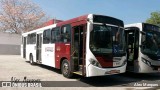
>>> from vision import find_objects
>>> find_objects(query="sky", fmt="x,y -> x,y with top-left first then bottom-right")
33,0 -> 160,24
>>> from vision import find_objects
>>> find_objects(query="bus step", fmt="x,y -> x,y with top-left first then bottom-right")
73,65 -> 85,75
79,65 -> 86,70
73,71 -> 82,75
72,57 -> 78,59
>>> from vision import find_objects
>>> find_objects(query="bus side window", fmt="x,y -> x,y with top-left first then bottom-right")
51,27 -> 60,43
43,29 -> 51,44
31,33 -> 36,44
27,33 -> 36,44
27,34 -> 30,44
61,25 -> 71,43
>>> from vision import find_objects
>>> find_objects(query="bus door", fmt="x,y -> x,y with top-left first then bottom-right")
71,25 -> 86,75
23,37 -> 26,58
36,34 -> 42,63
125,27 -> 139,71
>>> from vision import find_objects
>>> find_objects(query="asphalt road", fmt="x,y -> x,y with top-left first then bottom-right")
0,55 -> 160,90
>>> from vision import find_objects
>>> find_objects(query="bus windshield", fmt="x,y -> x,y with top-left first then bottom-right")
90,24 -> 125,57
141,30 -> 160,55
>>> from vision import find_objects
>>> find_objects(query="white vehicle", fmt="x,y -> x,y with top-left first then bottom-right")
125,23 -> 160,73
21,14 -> 127,78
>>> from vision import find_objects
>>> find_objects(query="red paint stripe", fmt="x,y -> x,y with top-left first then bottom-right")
96,56 -> 113,67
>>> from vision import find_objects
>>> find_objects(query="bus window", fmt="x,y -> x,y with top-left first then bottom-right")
27,34 -> 30,44
43,29 -> 51,44
27,33 -> 36,44
31,33 -> 36,44
51,27 -> 60,43
61,25 -> 71,43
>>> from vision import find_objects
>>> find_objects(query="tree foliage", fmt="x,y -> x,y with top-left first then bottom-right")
0,0 -> 47,34
146,11 -> 160,27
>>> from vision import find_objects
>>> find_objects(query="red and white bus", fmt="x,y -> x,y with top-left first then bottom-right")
21,14 -> 127,78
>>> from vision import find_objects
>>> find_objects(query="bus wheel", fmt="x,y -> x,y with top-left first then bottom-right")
61,59 -> 73,78
30,54 -> 35,65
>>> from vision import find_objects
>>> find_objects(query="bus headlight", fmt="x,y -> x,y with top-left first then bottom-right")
89,59 -> 102,68
141,57 -> 151,66
122,60 -> 127,66
121,56 -> 127,66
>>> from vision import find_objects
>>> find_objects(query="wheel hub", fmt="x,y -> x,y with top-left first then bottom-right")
63,63 -> 69,75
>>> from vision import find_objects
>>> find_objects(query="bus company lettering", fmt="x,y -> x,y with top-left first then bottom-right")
11,77 -> 42,87
11,76 -> 41,83
45,47 -> 53,52
134,82 -> 158,87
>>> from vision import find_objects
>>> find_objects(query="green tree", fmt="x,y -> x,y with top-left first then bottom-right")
146,11 -> 160,27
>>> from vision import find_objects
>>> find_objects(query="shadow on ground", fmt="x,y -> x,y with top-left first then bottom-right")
79,72 -> 160,87
25,61 -> 160,87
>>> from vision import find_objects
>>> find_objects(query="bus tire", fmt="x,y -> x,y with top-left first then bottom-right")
61,59 -> 73,78
30,54 -> 35,65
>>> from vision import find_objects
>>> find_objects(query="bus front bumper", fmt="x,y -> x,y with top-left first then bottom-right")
138,59 -> 160,73
86,63 -> 127,77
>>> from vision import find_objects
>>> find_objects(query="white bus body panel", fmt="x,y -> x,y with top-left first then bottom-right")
41,44 -> 55,67
26,44 -> 36,62
138,52 -> 160,73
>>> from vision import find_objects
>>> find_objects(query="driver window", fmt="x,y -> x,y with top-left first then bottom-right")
61,25 -> 71,43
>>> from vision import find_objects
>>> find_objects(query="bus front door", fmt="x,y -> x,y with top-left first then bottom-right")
125,27 -> 139,72
36,34 -> 42,63
71,25 -> 86,76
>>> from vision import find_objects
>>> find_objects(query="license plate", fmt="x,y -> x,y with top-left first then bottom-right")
113,62 -> 120,66
105,70 -> 120,74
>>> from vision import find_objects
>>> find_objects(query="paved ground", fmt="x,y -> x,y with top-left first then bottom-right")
0,55 -> 160,90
